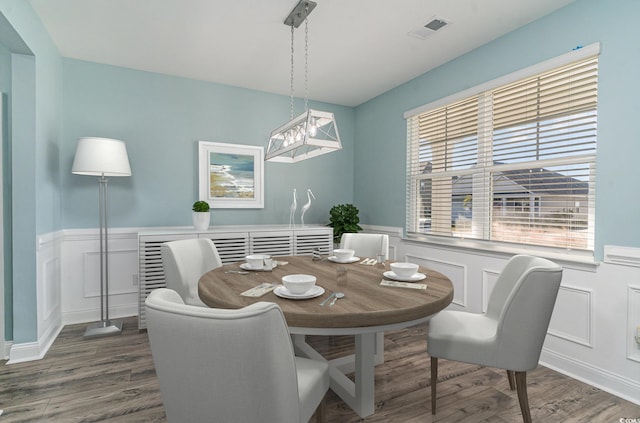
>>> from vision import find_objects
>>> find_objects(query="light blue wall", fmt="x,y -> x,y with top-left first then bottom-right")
0,0 -> 62,342
3,0 -> 638,344
61,59 -> 355,229
353,0 -> 640,260
0,41 -> 12,341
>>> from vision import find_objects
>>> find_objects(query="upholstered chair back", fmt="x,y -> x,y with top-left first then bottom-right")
339,233 -> 389,260
161,238 -> 222,307
146,288 -> 328,423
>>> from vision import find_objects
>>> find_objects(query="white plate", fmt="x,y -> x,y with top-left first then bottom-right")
383,271 -> 427,282
327,256 -> 360,264
274,285 -> 325,300
239,262 -> 278,271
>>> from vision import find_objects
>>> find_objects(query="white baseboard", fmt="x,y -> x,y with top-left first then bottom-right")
7,324 -> 63,364
540,348 -> 640,406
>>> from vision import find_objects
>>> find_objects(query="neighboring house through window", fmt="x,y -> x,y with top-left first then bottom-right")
405,44 -> 599,251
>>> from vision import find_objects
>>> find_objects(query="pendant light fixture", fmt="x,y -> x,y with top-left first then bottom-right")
266,0 -> 341,163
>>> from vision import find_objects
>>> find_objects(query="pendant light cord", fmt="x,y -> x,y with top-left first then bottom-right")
289,24 -> 295,121
304,9 -> 309,112
288,3 -> 310,120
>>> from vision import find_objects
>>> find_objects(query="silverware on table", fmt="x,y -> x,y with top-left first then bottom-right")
225,270 -> 250,275
319,292 -> 336,306
329,292 -> 344,307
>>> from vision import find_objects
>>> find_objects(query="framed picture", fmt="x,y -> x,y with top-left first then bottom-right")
198,141 -> 264,208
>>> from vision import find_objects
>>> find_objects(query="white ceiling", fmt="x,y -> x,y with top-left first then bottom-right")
28,0 -> 573,107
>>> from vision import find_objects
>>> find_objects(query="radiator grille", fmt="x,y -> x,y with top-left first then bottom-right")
250,232 -> 294,256
294,231 -> 333,255
137,227 -> 332,329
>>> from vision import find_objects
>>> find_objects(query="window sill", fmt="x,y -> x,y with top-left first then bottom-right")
403,233 -> 599,270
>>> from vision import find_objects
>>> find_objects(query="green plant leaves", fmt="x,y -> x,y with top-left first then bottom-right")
327,203 -> 363,243
192,201 -> 210,212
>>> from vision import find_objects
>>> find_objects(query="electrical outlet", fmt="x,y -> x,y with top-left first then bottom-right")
132,274 -> 138,286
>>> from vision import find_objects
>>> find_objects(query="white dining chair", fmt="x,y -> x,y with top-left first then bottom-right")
146,288 -> 330,423
339,232 -> 390,363
339,233 -> 389,260
160,238 -> 222,307
427,255 -> 563,423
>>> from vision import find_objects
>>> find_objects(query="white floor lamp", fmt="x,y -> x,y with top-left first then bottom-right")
72,137 -> 132,338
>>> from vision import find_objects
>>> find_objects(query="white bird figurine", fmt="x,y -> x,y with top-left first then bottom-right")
289,188 -> 297,228
300,189 -> 315,227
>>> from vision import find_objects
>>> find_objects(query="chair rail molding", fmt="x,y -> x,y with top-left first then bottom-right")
604,245 -> 640,268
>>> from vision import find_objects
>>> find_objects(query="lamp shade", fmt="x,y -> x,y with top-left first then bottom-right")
72,137 -> 132,177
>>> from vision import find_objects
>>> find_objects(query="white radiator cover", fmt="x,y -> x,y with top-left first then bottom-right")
137,226 -> 333,329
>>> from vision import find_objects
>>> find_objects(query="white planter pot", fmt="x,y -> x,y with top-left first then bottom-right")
192,211 -> 210,231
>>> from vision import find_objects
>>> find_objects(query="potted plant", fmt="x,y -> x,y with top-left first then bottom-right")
328,203 -> 363,244
192,201 -> 211,231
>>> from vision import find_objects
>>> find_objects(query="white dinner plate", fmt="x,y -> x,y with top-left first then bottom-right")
383,271 -> 427,282
327,256 -> 360,264
239,262 -> 278,271
274,285 -> 325,300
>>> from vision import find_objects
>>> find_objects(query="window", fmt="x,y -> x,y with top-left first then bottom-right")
406,47 -> 598,251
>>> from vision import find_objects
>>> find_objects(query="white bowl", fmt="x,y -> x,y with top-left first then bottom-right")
390,262 -> 419,278
333,249 -> 355,261
245,254 -> 270,269
282,274 -> 317,295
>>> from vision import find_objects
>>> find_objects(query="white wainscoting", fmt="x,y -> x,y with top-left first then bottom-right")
548,285 -> 593,348
481,268 -> 500,313
406,253 -> 468,308
9,228 -> 140,363
8,231 -> 64,363
366,225 -> 640,406
12,226 -> 640,405
627,286 -> 640,363
61,228 -> 140,325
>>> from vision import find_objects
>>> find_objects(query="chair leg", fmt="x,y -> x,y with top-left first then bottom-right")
430,356 -> 438,415
515,371 -> 532,423
507,369 -> 516,390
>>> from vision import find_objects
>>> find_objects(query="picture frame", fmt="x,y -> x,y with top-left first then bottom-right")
198,141 -> 264,208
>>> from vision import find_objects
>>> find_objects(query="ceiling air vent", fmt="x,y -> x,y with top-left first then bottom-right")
408,17 -> 450,40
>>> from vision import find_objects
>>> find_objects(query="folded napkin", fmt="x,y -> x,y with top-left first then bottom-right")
241,283 -> 276,297
380,280 -> 427,290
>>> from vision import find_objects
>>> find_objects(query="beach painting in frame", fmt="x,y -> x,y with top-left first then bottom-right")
198,141 -> 264,208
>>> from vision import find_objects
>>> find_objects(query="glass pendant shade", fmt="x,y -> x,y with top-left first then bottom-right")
266,109 -> 341,163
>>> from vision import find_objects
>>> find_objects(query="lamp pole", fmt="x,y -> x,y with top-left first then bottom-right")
84,174 -> 123,337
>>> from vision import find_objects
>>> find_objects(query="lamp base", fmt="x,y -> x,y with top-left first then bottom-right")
83,319 -> 123,338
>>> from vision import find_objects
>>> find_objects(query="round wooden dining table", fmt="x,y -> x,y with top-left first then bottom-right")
199,255 -> 454,418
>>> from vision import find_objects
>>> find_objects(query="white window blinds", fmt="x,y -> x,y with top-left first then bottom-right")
407,52 -> 598,251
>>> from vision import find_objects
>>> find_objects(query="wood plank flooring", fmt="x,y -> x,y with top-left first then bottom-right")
1,317 -> 638,422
